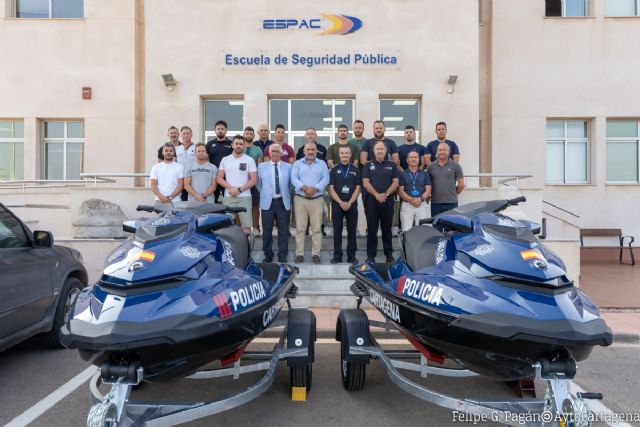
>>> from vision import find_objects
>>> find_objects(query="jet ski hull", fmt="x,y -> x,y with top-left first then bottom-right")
351,263 -> 612,380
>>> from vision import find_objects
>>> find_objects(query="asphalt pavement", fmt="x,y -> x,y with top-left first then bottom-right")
1,336 -> 638,427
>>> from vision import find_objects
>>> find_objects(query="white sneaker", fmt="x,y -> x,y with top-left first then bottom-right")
252,228 -> 261,237
392,226 -> 400,236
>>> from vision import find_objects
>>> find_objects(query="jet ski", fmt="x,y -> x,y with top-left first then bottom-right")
349,196 -> 612,380
61,203 -> 299,383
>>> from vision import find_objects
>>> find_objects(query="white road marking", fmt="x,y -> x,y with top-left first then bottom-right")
5,365 -> 97,427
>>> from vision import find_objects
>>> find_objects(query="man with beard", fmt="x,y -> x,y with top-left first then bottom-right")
425,121 -> 460,167
427,142 -> 465,218
157,125 -> 180,161
150,143 -> 185,205
206,120 -> 232,202
176,126 -> 196,201
264,123 -> 295,164
295,127 -> 327,163
291,142 -> 329,264
244,126 -> 263,236
349,119 -> 366,151
326,124 -> 358,169
362,140 -> 399,263
359,120 -> 400,166
397,125 -> 426,172
184,143 -> 217,203
216,135 -> 258,234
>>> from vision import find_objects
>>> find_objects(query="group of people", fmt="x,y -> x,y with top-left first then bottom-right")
150,119 -> 465,265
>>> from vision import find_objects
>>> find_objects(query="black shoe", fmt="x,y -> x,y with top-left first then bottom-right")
365,257 -> 376,263
322,225 -> 327,237
295,255 -> 304,263
347,256 -> 357,265
330,256 -> 341,264
385,255 -> 394,263
312,255 -> 321,264
263,255 -> 273,263
278,255 -> 287,263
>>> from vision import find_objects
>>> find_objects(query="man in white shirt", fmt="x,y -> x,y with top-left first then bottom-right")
184,143 -> 217,202
176,126 -> 196,201
216,135 -> 258,233
150,143 -> 184,205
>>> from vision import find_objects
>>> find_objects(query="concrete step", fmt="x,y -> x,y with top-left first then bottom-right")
251,234 -> 403,251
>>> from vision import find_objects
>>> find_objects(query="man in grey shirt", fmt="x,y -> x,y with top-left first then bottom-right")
184,143 -> 218,202
427,142 -> 465,217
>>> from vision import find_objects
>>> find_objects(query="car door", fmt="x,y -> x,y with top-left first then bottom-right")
0,206 -> 54,338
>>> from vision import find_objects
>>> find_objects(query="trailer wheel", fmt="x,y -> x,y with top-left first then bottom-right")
290,364 -> 312,391
340,329 -> 366,391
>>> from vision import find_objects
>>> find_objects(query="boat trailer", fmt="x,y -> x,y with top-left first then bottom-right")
337,308 -> 603,427
85,307 -> 316,427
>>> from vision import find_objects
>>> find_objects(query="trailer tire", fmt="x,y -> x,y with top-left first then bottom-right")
290,364 -> 312,391
340,329 -> 366,391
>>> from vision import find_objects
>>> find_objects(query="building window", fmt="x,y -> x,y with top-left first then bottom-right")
15,0 -> 84,18
606,120 -> 639,183
268,99 -> 354,150
546,120 -> 589,184
545,0 -> 587,17
605,0 -> 639,16
43,120 -> 84,180
379,99 -> 421,146
204,100 -> 244,143
0,120 -> 24,181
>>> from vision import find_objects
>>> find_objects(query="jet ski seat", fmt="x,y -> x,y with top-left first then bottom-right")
215,225 -> 250,269
401,225 -> 445,272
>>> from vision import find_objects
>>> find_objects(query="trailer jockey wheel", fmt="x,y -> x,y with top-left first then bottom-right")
87,402 -> 117,427
562,397 -> 591,427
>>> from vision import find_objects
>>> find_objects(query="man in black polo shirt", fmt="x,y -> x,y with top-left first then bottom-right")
257,123 -> 273,152
362,141 -> 399,263
205,120 -> 232,203
425,121 -> 460,167
328,146 -> 361,264
359,120 -> 400,166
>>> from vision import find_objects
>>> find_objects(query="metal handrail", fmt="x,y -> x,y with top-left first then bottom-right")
542,200 -> 580,218
463,173 -> 533,186
80,173 -> 149,188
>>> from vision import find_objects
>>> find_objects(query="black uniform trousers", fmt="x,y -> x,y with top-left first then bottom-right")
261,198 -> 290,258
331,200 -> 358,259
365,196 -> 394,258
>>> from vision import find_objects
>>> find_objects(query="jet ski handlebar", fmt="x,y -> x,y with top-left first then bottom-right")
135,204 -> 246,214
505,196 -> 526,206
137,205 -> 165,213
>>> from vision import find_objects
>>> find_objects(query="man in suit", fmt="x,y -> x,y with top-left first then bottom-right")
257,144 -> 292,263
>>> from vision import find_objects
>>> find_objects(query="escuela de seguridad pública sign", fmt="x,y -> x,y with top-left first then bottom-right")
222,52 -> 399,70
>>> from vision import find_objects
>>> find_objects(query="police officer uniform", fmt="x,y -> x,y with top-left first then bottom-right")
329,162 -> 361,263
362,159 -> 399,262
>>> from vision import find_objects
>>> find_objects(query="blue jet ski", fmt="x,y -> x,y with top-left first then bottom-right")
61,203 -> 299,383
349,196 -> 612,380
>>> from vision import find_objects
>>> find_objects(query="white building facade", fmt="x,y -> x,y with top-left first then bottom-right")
1,0 -> 639,241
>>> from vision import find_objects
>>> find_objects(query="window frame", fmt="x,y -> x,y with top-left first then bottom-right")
268,99 -> 355,151
378,98 -> 421,145
545,119 -> 590,184
13,0 -> 84,18
606,119 -> 640,184
545,0 -> 589,17
0,120 -> 24,181
605,0 -> 640,16
42,120 -> 85,180
203,99 -> 245,144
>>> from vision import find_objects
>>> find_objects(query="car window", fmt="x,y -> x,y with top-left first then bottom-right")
0,209 -> 30,248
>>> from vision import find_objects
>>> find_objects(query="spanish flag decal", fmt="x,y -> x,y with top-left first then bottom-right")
139,250 -> 156,262
520,249 -> 544,262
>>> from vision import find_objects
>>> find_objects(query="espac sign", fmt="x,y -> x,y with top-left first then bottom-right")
262,14 -> 362,35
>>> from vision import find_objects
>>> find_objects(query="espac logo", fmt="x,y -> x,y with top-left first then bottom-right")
262,14 -> 362,35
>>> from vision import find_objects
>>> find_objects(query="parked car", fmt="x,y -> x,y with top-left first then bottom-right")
0,203 -> 87,351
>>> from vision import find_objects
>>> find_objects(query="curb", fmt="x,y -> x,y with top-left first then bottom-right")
613,332 -> 640,344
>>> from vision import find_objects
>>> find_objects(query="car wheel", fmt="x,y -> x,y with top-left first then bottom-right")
39,277 -> 84,348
